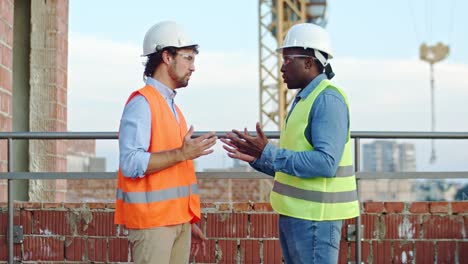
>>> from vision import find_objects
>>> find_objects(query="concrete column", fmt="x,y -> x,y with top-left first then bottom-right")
11,0 -> 31,201
29,0 -> 69,202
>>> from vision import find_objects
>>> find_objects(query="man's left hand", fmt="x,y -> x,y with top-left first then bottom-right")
223,122 -> 268,159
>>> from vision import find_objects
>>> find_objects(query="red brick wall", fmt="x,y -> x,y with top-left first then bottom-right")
0,0 -> 13,201
0,201 -> 467,263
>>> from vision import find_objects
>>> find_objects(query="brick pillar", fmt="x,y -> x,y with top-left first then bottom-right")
0,0 -> 14,201
28,0 -> 69,202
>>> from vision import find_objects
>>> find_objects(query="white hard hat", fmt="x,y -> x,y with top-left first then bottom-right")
277,23 -> 333,66
142,21 -> 197,56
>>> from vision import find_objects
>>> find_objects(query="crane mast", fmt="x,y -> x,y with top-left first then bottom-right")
258,0 -> 328,130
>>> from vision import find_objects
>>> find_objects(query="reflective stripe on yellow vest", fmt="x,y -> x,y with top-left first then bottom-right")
270,79 -> 360,221
114,85 -> 200,229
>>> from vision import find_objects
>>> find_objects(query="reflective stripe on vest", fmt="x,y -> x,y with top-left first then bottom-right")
270,79 -> 360,221
272,181 -> 357,203
334,165 -> 354,177
116,184 -> 199,204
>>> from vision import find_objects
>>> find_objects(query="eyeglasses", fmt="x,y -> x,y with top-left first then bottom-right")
176,52 -> 196,63
281,55 -> 315,65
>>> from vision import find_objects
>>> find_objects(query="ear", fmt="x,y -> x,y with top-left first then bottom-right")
304,57 -> 314,70
161,50 -> 172,65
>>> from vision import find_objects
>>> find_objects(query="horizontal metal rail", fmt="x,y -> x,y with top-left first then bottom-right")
2,131 -> 468,140
1,171 -> 468,180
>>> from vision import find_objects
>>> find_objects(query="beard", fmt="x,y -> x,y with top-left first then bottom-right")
169,63 -> 190,88
177,77 -> 189,88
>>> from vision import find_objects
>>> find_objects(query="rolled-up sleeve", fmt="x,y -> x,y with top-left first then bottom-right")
118,95 -> 151,178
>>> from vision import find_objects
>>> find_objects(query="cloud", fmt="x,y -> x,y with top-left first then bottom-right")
68,33 -> 142,131
68,34 -> 468,171
332,57 -> 468,132
68,33 -> 260,132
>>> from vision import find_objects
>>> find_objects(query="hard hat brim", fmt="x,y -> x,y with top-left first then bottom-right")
276,46 -> 333,59
142,44 -> 199,57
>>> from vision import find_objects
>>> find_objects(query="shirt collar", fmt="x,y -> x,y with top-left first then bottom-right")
145,77 -> 177,100
296,73 -> 327,100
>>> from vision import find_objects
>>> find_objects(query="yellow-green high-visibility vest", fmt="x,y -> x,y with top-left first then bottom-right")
270,79 -> 360,221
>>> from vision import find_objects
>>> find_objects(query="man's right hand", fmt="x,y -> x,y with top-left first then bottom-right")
144,126 -> 216,174
180,126 -> 217,160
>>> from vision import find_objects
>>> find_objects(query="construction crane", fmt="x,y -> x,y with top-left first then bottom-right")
409,0 -> 453,164
419,42 -> 449,163
258,0 -> 328,130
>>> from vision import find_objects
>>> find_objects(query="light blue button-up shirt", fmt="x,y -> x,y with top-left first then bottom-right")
119,77 -> 179,178
251,73 -> 349,178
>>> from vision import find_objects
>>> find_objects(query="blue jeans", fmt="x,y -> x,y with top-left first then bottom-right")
279,215 -> 342,264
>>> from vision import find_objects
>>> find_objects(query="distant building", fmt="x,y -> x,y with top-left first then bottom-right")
360,140 -> 416,201
67,140 -> 106,172
363,140 -> 416,172
65,140 -> 111,202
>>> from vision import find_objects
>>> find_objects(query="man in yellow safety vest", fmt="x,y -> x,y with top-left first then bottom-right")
221,23 -> 359,264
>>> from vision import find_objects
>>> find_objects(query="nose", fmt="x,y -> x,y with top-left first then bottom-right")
189,63 -> 195,72
280,63 -> 286,72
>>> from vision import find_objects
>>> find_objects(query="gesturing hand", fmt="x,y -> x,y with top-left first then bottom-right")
221,138 -> 256,162
181,126 -> 217,160
220,122 -> 268,161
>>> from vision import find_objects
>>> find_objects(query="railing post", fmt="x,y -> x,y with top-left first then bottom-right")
8,138 -> 13,264
354,138 -> 362,264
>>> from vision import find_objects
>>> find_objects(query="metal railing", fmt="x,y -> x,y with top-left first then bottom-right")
1,131 -> 468,264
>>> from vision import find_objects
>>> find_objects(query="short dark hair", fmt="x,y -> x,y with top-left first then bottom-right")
143,45 -> 199,79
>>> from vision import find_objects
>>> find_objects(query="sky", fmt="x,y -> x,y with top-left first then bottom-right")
67,0 -> 468,173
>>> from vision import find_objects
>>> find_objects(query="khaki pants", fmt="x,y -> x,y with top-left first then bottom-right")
128,222 -> 191,264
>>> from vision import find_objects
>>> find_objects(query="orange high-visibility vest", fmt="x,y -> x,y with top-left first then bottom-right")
114,85 -> 200,229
